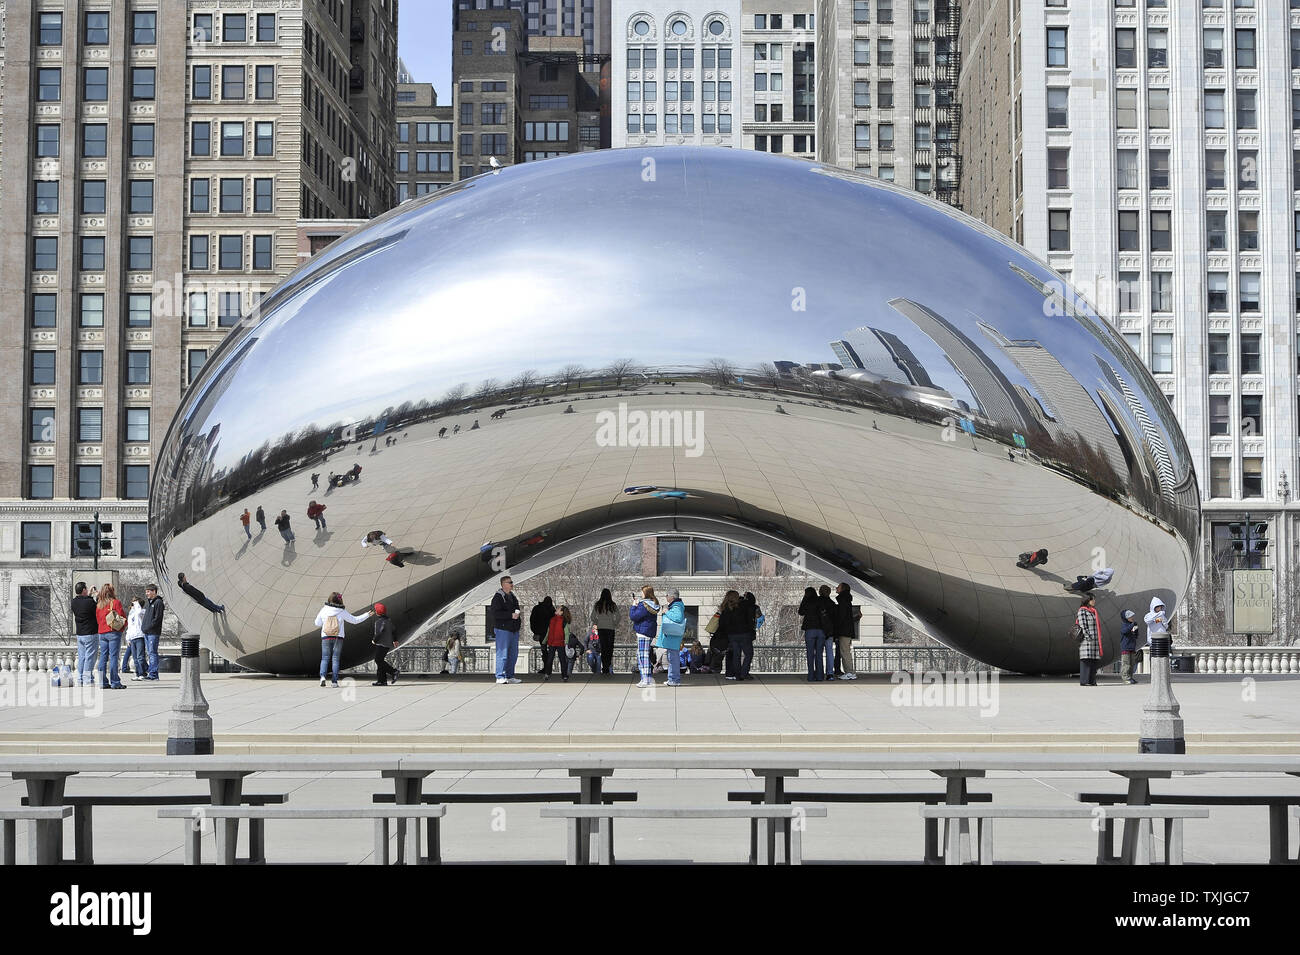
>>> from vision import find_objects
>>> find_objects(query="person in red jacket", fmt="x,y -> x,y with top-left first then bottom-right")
307,500 -> 327,530
94,582 -> 126,690
541,604 -> 572,681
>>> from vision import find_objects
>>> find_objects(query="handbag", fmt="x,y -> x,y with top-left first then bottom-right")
704,613 -> 720,635
1070,621 -> 1084,642
107,608 -> 127,632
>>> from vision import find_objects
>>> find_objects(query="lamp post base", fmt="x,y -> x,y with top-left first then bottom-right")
1138,736 -> 1185,754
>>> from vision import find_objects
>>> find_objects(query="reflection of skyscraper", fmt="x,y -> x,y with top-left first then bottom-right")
833,330 -> 935,388
980,324 -> 1128,481
888,298 -> 1034,429
1095,356 -> 1176,503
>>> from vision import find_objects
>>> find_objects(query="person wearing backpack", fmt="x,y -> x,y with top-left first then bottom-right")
590,589 -> 619,675
657,589 -> 687,687
446,629 -> 466,675
370,602 -> 397,686
315,592 -> 372,687
94,583 -> 127,690
799,586 -> 828,682
529,595 -> 555,672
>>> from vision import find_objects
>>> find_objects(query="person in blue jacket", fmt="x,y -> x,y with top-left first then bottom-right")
657,589 -> 687,687
1119,609 -> 1140,684
628,586 -> 661,688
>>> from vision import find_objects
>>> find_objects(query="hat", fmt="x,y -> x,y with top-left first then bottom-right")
373,602 -> 387,616
1122,609 -> 1135,621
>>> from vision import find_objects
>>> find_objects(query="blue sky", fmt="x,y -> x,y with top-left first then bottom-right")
399,1 -> 453,101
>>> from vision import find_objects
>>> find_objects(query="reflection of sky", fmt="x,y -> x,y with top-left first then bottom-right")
192,148 -> 1187,475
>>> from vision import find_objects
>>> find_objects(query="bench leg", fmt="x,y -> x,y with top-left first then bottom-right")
74,805 -> 93,865
1132,818 -> 1152,866
979,819 -> 993,865
403,813 -> 422,866
183,820 -> 201,866
790,822 -> 803,866
2,820 -> 14,865
247,819 -> 266,864
596,818 -> 614,866
757,819 -> 771,865
423,818 -> 441,865
943,820 -> 961,865
1167,818 -> 1183,865
749,818 -> 758,865
1096,817 -> 1117,865
215,819 -> 239,866
1119,777 -> 1150,864
924,817 -> 939,864
1268,804 -> 1286,865
566,818 -> 580,865
374,819 -> 389,865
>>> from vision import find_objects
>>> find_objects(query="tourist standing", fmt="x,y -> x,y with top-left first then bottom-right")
72,582 -> 99,687
1076,594 -> 1103,686
314,592 -> 372,687
529,595 -> 555,667
833,582 -> 860,681
658,589 -> 687,687
591,588 -> 619,675
240,508 -> 252,539
370,602 -> 397,686
1119,609 -> 1139,685
718,590 -> 748,682
817,586 -> 837,681
274,509 -> 296,543
1144,597 -> 1170,648
95,583 -> 127,690
446,629 -> 466,675
735,591 -> 760,681
141,584 -> 164,680
541,605 -> 572,681
123,597 -> 147,682
799,586 -> 830,682
255,505 -> 267,532
307,500 -> 327,531
490,576 -> 523,684
629,586 -> 661,688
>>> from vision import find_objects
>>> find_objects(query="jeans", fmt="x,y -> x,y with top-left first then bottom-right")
279,528 -> 295,543
97,634 -> 122,687
448,656 -> 461,675
493,628 -> 519,680
541,645 -> 570,678
804,629 -> 826,681
823,634 -> 835,679
77,634 -> 99,686
125,637 -> 146,675
243,524 -> 252,539
320,637 -> 343,683
726,633 -> 754,679
666,644 -> 682,684
257,518 -> 267,531
598,628 -> 615,673
144,633 -> 160,679
313,516 -> 327,530
373,646 -> 396,684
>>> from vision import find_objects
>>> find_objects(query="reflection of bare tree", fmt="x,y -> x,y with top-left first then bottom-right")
556,363 -> 586,395
707,358 -> 737,389
20,564 -> 74,641
1185,542 -> 1274,647
117,568 -> 185,638
441,383 -> 468,408
605,358 -> 639,389
756,362 -> 781,390
475,378 -> 501,400
519,542 -> 643,641
510,368 -> 539,399
712,572 -> 815,644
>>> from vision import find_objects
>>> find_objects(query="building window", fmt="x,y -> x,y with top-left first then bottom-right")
1148,29 -> 1168,68
189,236 -> 209,272
77,465 -> 102,500
21,523 -> 52,558
1116,29 -> 1136,69
219,235 -> 242,270
188,350 -> 208,385
83,71 -> 108,102
1239,272 -> 1260,312
35,181 -> 59,215
192,122 -> 211,156
1209,458 -> 1231,498
32,295 -> 57,328
83,124 -> 108,158
1240,333 -> 1261,374
190,178 -> 210,213
220,178 -> 243,213
37,125 -> 60,158
1237,90 -> 1257,129
39,12 -> 62,45
127,293 -> 152,328
1238,151 -> 1257,191
1150,211 -> 1172,251
1047,148 -> 1069,189
218,292 -> 242,327
1206,150 -> 1226,189
121,523 -> 150,558
1204,91 -> 1225,128
1116,150 -> 1139,189
84,11 -> 110,45
1118,272 -> 1141,312
193,13 -> 213,43
254,178 -> 273,213
1207,334 -> 1229,374
1151,272 -> 1172,312
128,236 -> 153,271
79,350 -> 103,385
1235,29 -> 1256,69
80,237 -> 105,271
80,293 -> 104,328
132,67 -> 156,101
221,122 -> 245,156
1048,210 -> 1070,251
78,408 -> 102,442
125,350 -> 151,385
257,13 -> 276,43
1204,29 -> 1224,68
221,65 -> 246,101
1150,333 -> 1173,373
878,124 -> 894,150
1116,89 -> 1138,128
1046,88 -> 1068,128
1207,273 -> 1229,312
1149,149 -> 1170,189
188,291 -> 208,326
252,235 -> 273,271
129,179 -> 154,214
34,236 -> 58,271
224,13 -> 247,43
28,462 -> 55,500
31,352 -> 56,385
1242,457 -> 1263,498
37,68 -> 61,102
1209,395 -> 1231,436
1239,211 -> 1259,251
1241,395 -> 1263,436
1046,28 -> 1068,67
1118,211 -> 1140,251
255,122 -> 274,156
131,124 -> 155,158
124,466 -> 149,500
30,408 -> 54,443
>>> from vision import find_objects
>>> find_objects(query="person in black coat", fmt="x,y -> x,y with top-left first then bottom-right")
718,590 -> 748,681
798,586 -> 830,682
832,583 -> 859,680
529,596 -> 555,672
371,602 -> 398,685
489,576 -> 522,683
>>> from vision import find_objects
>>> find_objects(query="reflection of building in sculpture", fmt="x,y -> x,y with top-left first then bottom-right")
887,298 -> 1035,431
978,324 -> 1128,481
1095,357 -> 1177,505
830,335 -> 967,414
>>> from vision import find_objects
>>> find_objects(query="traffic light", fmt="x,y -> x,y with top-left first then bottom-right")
71,521 -> 114,559
1252,522 -> 1268,554
1228,523 -> 1244,552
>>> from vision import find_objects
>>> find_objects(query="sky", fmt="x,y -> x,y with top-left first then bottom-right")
398,1 -> 454,102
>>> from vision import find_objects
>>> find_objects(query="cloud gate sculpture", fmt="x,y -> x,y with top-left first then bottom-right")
151,148 -> 1199,675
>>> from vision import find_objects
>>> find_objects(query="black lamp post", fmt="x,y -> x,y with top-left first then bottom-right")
1227,515 -> 1269,647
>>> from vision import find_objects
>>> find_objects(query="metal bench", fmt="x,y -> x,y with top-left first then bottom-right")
541,804 -> 828,865
2,807 -> 74,865
22,792 -> 288,864
920,805 -> 1210,866
729,789 -> 993,864
1076,791 -> 1300,865
158,805 -> 447,865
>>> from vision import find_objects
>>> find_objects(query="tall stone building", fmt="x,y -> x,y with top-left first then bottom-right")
395,81 -> 454,200
957,0 -> 1300,640
0,2 -> 397,638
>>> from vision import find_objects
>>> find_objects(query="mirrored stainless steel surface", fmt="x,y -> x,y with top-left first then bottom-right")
151,148 -> 1199,675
